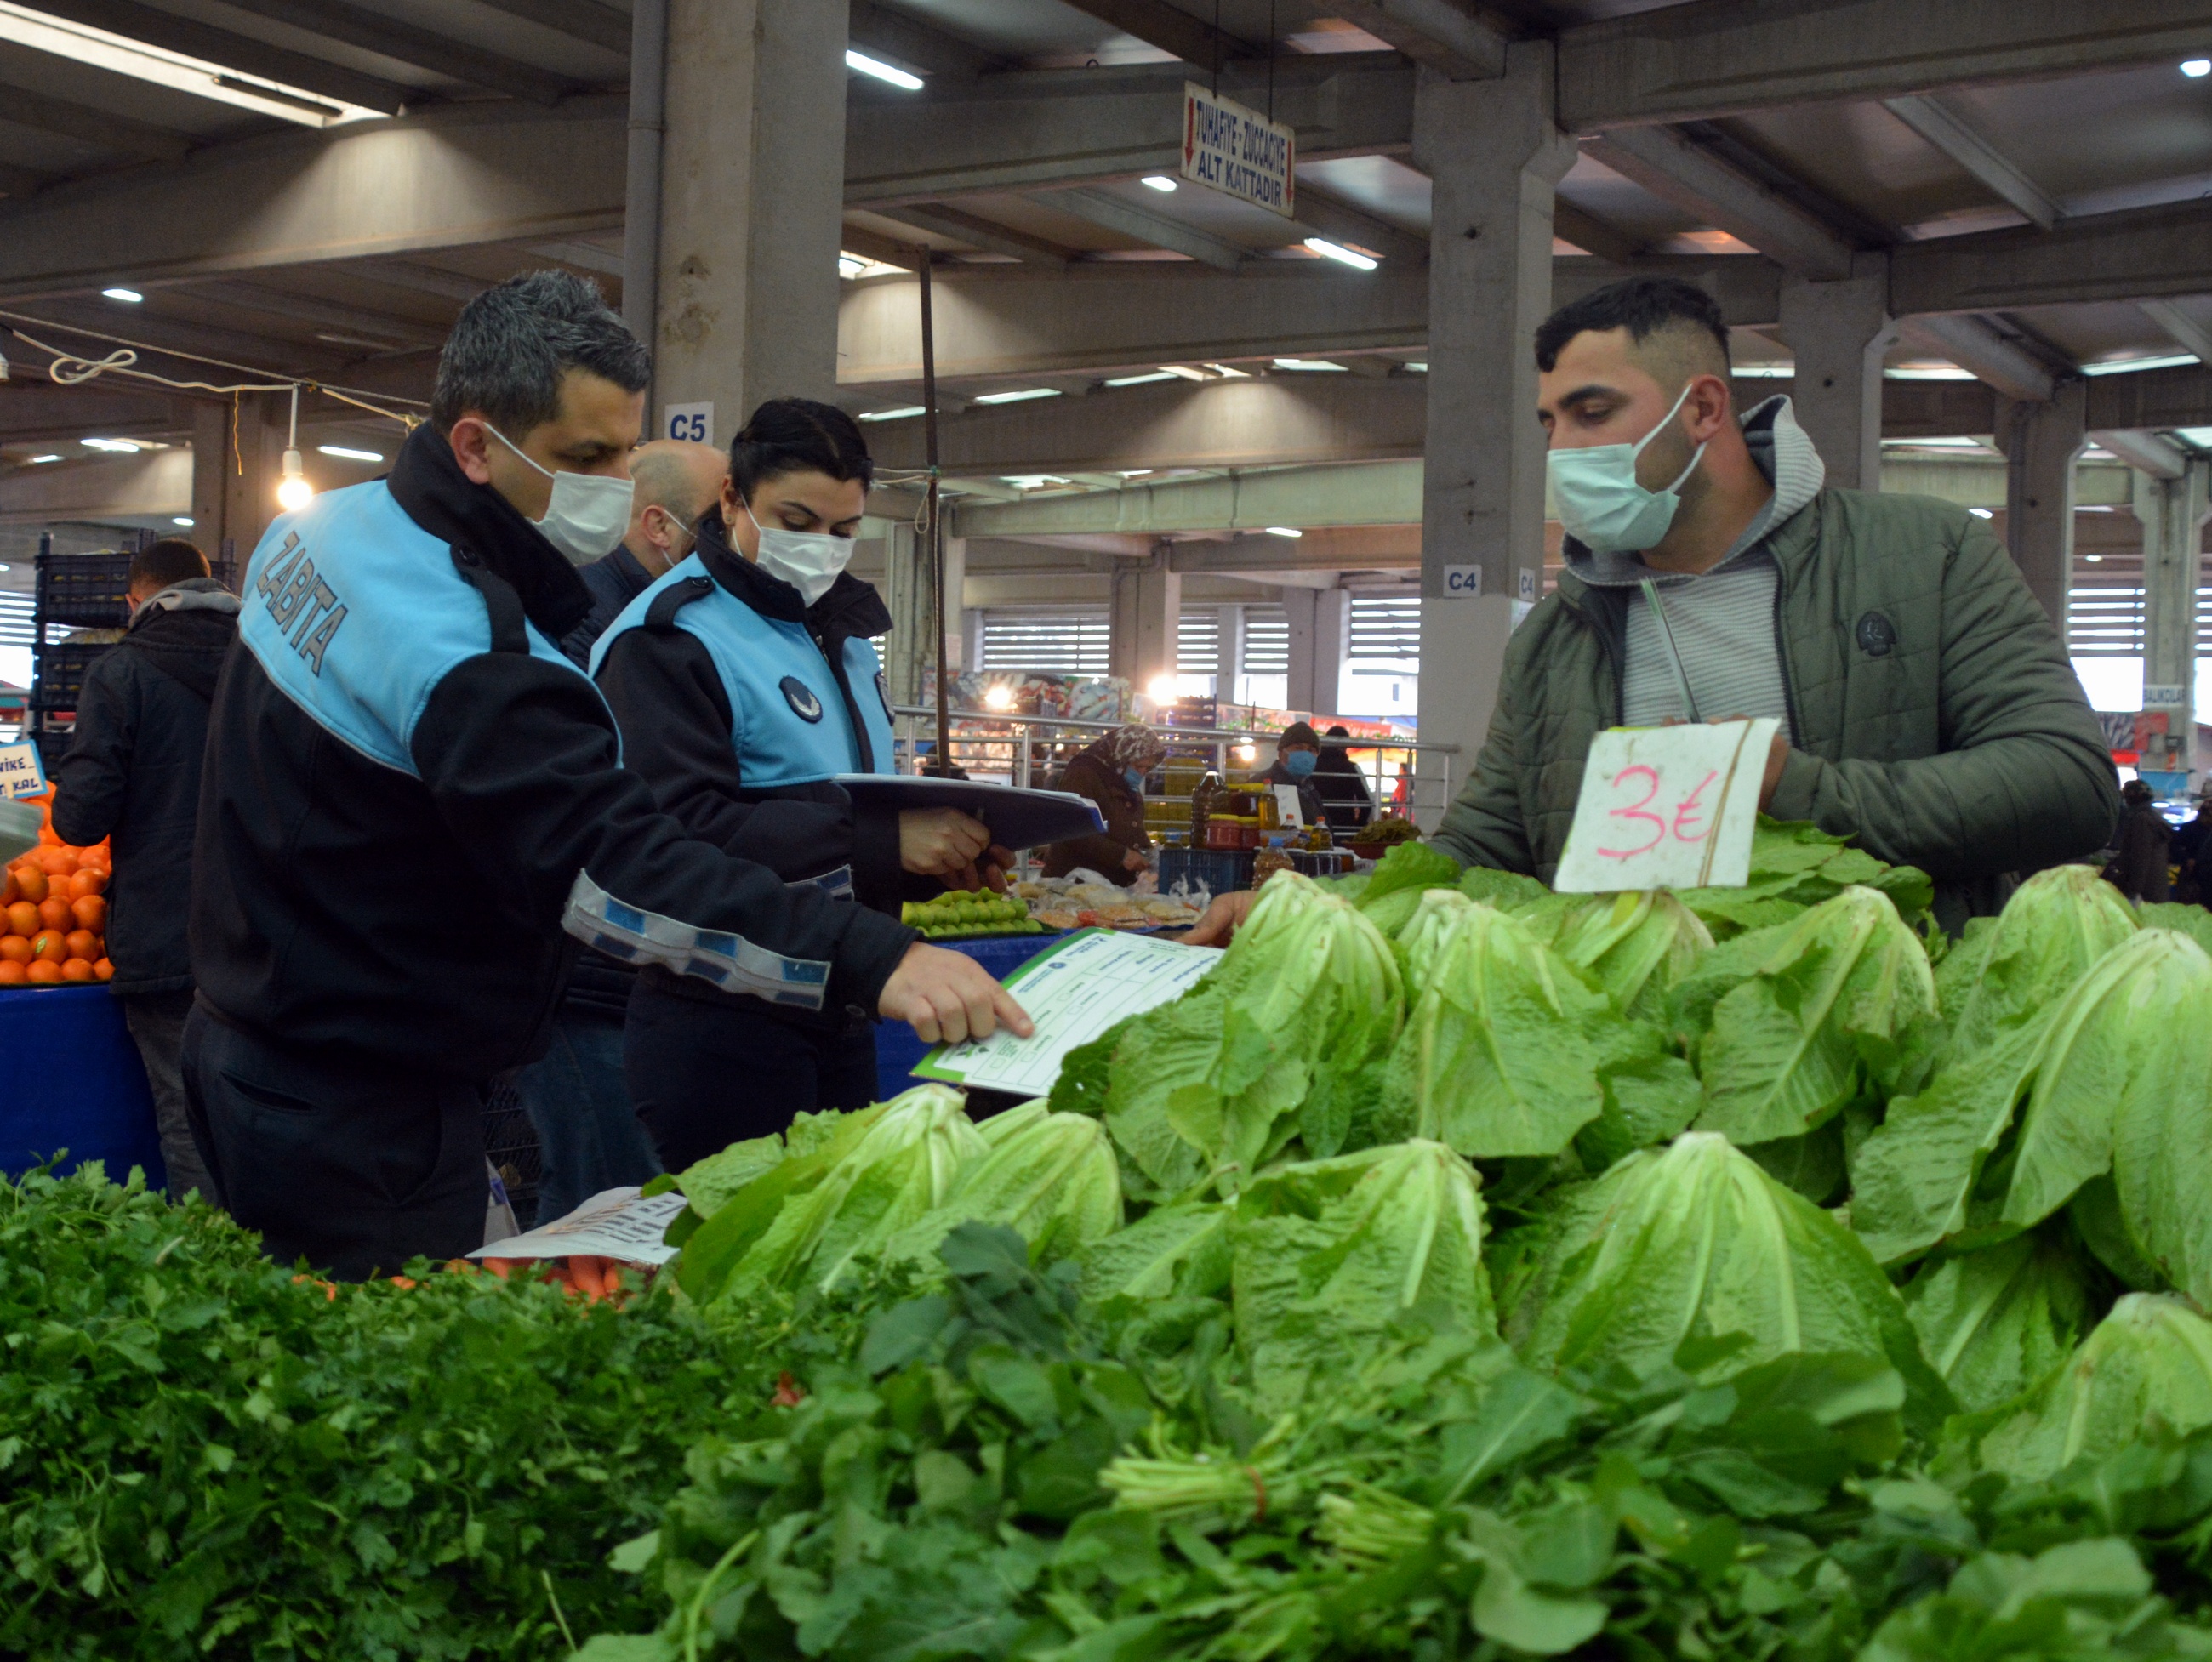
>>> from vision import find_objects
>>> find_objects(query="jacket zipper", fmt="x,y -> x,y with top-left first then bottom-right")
810,623 -> 876,773
1768,559 -> 1803,747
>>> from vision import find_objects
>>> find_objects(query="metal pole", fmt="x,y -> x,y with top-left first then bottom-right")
622,0 -> 669,412
919,248 -> 951,777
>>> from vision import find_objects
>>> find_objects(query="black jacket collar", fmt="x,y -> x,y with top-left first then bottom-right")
694,514 -> 892,645
387,423 -> 594,641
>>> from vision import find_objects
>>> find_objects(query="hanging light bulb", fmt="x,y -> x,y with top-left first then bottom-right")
275,384 -> 314,510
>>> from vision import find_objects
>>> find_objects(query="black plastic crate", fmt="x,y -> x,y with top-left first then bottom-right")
481,1073 -> 545,1227
30,640 -> 116,713
36,546 -> 241,630
1159,846 -> 1255,897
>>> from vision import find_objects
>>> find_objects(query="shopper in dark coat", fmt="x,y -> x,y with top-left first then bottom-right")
1311,723 -> 1376,833
2107,778 -> 2174,903
1256,720 -> 1327,828
2171,784 -> 2212,906
52,539 -> 239,1201
1041,724 -> 1165,885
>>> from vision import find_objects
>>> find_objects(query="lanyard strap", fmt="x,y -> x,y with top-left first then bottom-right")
1639,578 -> 1702,724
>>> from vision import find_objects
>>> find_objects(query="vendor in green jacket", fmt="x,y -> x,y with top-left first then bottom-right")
1191,276 -> 2117,943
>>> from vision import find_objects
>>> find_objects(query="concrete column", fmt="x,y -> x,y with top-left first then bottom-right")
1995,382 -> 2087,629
2136,458 -> 2211,776
189,401 -> 230,569
220,392 -> 287,565
880,519 -> 927,706
942,536 -> 968,672
1411,45 -> 1575,825
1286,589 -> 1348,716
1218,602 -> 1246,701
1109,548 -> 1179,694
652,0 -> 847,433
1777,260 -> 1895,492
1283,589 -> 1318,714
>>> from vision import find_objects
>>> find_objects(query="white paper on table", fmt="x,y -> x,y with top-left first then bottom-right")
915,927 -> 1219,1099
1552,718 -> 1779,894
465,1186 -> 690,1265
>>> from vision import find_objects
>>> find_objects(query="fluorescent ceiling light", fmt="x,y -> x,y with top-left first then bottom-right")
1118,470 -> 1153,477
2083,352 -> 2200,375
171,515 -> 193,526
1881,435 -> 1987,449
1002,475 -> 1067,490
80,437 -> 140,452
1160,364 -> 1206,381
1104,371 -> 1179,386
1303,236 -> 1378,270
1265,526 -> 1303,538
1733,363 -> 1795,378
2084,553 -> 2104,561
1205,363 -> 1251,379
26,454 -> 59,464
858,406 -> 926,422
1884,364 -> 1978,380
2175,427 -> 2212,448
1405,361 -> 1428,373
1273,358 -> 1346,372
2185,58 -> 2212,76
1140,175 -> 1178,192
1969,508 -> 1994,519
100,287 -> 142,303
317,444 -> 385,463
0,1 -> 379,125
972,388 -> 1061,405
2078,504 -> 2115,512
838,249 -> 905,281
846,48 -> 923,90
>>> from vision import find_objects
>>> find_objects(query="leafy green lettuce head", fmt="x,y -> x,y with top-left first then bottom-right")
1230,1139 -> 1494,1409
1941,863 -> 2137,1064
1685,885 -> 1937,1148
1508,1132 -> 1949,1419
715,1084 -> 987,1301
1901,1231 -> 2095,1414
1549,890 -> 1713,1021
890,1102 -> 1122,1266
1383,902 -> 1691,1159
1394,887 -> 1473,996
1975,1294 -> 2212,1481
1154,872 -> 1405,1181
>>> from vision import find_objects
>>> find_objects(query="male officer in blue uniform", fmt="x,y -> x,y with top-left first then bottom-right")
185,273 -> 1027,1280
590,397 -> 1002,1167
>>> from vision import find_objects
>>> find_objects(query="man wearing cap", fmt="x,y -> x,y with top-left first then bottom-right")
1255,721 -> 1326,829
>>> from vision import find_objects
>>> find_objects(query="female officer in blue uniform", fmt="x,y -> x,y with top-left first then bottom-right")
591,399 -> 1001,1168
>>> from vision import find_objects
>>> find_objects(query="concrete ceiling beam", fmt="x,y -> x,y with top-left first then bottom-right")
1579,127 -> 1858,280
1330,0 -> 1508,79
1896,313 -> 2059,402
23,0 -> 415,114
1882,94 -> 2062,230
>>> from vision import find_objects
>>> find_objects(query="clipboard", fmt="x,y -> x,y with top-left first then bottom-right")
835,774 -> 1107,850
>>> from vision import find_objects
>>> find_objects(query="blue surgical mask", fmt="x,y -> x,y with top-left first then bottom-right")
1124,767 -> 1146,793
1546,380 -> 1707,555
1283,749 -> 1318,779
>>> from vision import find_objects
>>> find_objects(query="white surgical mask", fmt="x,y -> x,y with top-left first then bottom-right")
484,424 -> 635,566
744,501 -> 852,607
1546,382 -> 1707,555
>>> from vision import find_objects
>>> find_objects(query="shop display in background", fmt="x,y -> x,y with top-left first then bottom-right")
0,795 -> 108,985
899,890 -> 1044,939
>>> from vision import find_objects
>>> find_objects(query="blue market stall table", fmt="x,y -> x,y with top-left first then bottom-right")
0,983 -> 163,1187
875,930 -> 1069,1100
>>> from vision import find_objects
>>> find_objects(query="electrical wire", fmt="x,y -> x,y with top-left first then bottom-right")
0,307 -> 427,428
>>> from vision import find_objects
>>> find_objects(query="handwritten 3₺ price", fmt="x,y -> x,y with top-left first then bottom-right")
1553,718 -> 1779,893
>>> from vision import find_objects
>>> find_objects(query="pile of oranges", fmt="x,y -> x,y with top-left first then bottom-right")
0,794 -> 110,987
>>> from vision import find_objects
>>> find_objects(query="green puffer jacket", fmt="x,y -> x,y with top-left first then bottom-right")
1433,487 -> 2120,930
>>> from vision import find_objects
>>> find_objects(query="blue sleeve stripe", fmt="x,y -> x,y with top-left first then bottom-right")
560,869 -> 833,1010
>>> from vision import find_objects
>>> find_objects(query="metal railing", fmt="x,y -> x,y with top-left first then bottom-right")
887,705 -> 1462,826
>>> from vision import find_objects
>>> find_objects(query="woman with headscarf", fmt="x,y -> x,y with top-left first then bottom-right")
1041,724 -> 1166,885
1310,723 -> 1376,833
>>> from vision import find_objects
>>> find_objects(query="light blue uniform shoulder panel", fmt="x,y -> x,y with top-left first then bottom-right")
592,555 -> 896,785
241,480 -> 592,777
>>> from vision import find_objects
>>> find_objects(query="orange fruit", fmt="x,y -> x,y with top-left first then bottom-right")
64,929 -> 98,961
0,873 -> 15,908
0,936 -> 30,965
33,846 -> 71,876
36,824 -> 58,847
13,868 -> 46,905
30,931 -> 66,965
60,958 -> 92,982
66,869 -> 105,899
93,958 -> 113,982
36,896 -> 71,933
26,960 -> 60,984
4,902 -> 37,938
71,895 -> 106,931
0,960 -> 25,986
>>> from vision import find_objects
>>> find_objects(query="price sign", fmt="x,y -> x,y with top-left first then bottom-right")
0,742 -> 47,800
1553,718 -> 1779,893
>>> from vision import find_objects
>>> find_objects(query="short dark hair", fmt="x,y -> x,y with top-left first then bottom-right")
128,538 -> 208,594
731,398 -> 874,504
1534,276 -> 1731,374
429,271 -> 651,437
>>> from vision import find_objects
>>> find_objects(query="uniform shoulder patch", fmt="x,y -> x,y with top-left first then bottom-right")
780,675 -> 824,722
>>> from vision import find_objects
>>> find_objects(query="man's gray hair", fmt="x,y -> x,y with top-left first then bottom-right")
430,270 -> 651,436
